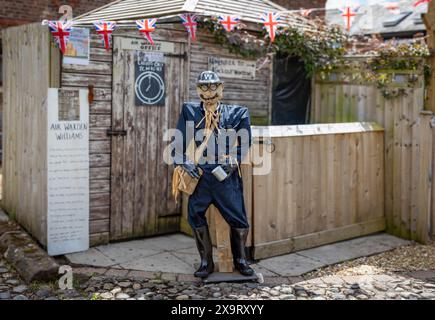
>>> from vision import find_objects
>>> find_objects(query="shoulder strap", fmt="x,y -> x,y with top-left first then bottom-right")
193,129 -> 214,165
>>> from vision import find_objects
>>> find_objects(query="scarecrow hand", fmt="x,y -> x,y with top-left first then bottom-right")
181,163 -> 201,179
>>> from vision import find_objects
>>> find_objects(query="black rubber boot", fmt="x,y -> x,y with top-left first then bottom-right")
192,226 -> 215,278
230,228 -> 254,276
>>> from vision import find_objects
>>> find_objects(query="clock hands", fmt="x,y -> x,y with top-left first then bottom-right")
146,76 -> 152,92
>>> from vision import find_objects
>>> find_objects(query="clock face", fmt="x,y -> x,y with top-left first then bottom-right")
135,71 -> 166,106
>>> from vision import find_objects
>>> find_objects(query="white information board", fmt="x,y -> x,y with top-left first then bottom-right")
208,56 -> 257,80
47,88 -> 90,256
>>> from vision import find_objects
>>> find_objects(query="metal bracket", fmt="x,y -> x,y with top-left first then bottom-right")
107,129 -> 127,137
257,138 -> 276,153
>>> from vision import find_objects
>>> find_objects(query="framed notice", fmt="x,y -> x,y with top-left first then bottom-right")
47,88 -> 90,256
63,28 -> 90,65
208,56 -> 257,80
135,51 -> 166,106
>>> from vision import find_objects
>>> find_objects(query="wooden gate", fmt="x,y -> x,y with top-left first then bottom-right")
110,36 -> 187,240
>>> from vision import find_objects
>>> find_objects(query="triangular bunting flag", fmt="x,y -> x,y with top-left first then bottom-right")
300,9 -> 314,18
339,6 -> 359,32
384,2 -> 401,15
136,19 -> 157,45
48,20 -> 73,54
260,12 -> 281,43
218,15 -> 240,32
93,21 -> 117,51
180,14 -> 198,41
414,0 -> 431,7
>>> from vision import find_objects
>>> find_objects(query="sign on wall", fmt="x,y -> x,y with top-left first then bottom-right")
47,88 -> 90,256
120,38 -> 175,53
135,51 -> 166,106
63,28 -> 90,65
208,56 -> 257,80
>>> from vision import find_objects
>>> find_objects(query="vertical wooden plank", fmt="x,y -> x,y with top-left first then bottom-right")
431,125 -> 435,237
293,136 -> 304,237
384,97 -> 395,234
110,37 -> 125,240
322,133 -> 333,230
133,90 -> 148,236
283,138 -> 295,239
400,95 -> 413,238
213,206 -> 233,273
416,112 -> 433,243
301,136 -> 311,234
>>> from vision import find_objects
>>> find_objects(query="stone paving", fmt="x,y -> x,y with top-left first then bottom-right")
66,233 -> 410,277
1,256 -> 435,300
1,212 -> 432,301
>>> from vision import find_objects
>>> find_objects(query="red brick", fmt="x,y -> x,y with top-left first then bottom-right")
0,0 -> 113,33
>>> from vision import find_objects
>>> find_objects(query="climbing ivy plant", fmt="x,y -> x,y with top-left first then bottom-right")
198,17 -> 431,99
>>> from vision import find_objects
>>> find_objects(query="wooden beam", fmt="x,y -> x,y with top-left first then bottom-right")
253,218 -> 386,260
212,206 -> 234,273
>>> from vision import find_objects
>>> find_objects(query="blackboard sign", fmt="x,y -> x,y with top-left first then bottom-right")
135,52 -> 166,106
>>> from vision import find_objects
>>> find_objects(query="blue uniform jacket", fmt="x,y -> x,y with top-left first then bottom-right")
173,102 -> 252,171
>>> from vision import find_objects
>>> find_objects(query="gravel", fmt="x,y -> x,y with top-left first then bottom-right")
0,242 -> 434,300
306,241 -> 435,278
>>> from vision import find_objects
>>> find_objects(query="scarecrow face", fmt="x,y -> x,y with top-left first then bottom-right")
197,83 -> 224,106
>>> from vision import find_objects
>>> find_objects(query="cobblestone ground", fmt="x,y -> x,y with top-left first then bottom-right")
1,257 -> 435,300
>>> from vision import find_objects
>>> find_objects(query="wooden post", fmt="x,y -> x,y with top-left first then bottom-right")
424,4 -> 435,241
210,206 -> 234,273
423,0 -> 435,112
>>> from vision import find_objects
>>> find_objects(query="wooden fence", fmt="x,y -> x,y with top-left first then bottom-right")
182,123 -> 386,260
1,24 -> 60,245
250,123 -> 385,259
311,71 -> 433,243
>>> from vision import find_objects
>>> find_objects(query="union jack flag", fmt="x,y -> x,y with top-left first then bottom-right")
414,0 -> 431,7
136,18 -> 157,45
300,9 -> 314,18
93,21 -> 117,51
339,6 -> 359,32
48,20 -> 73,54
384,2 -> 400,15
179,14 -> 198,41
260,12 -> 281,43
218,15 -> 240,32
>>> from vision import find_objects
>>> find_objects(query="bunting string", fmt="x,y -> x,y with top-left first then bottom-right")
46,1 -> 433,53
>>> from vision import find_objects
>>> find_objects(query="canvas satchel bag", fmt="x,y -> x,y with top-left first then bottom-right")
172,129 -> 214,200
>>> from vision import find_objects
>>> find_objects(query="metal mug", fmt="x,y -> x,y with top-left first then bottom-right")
212,166 -> 228,182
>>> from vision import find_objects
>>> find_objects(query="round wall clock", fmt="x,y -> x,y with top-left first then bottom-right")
135,71 -> 165,105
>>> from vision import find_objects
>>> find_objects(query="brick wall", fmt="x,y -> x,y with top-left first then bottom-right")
0,0 -> 112,32
0,1 -> 112,155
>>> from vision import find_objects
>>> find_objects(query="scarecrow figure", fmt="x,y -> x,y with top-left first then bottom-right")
172,71 -> 254,278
